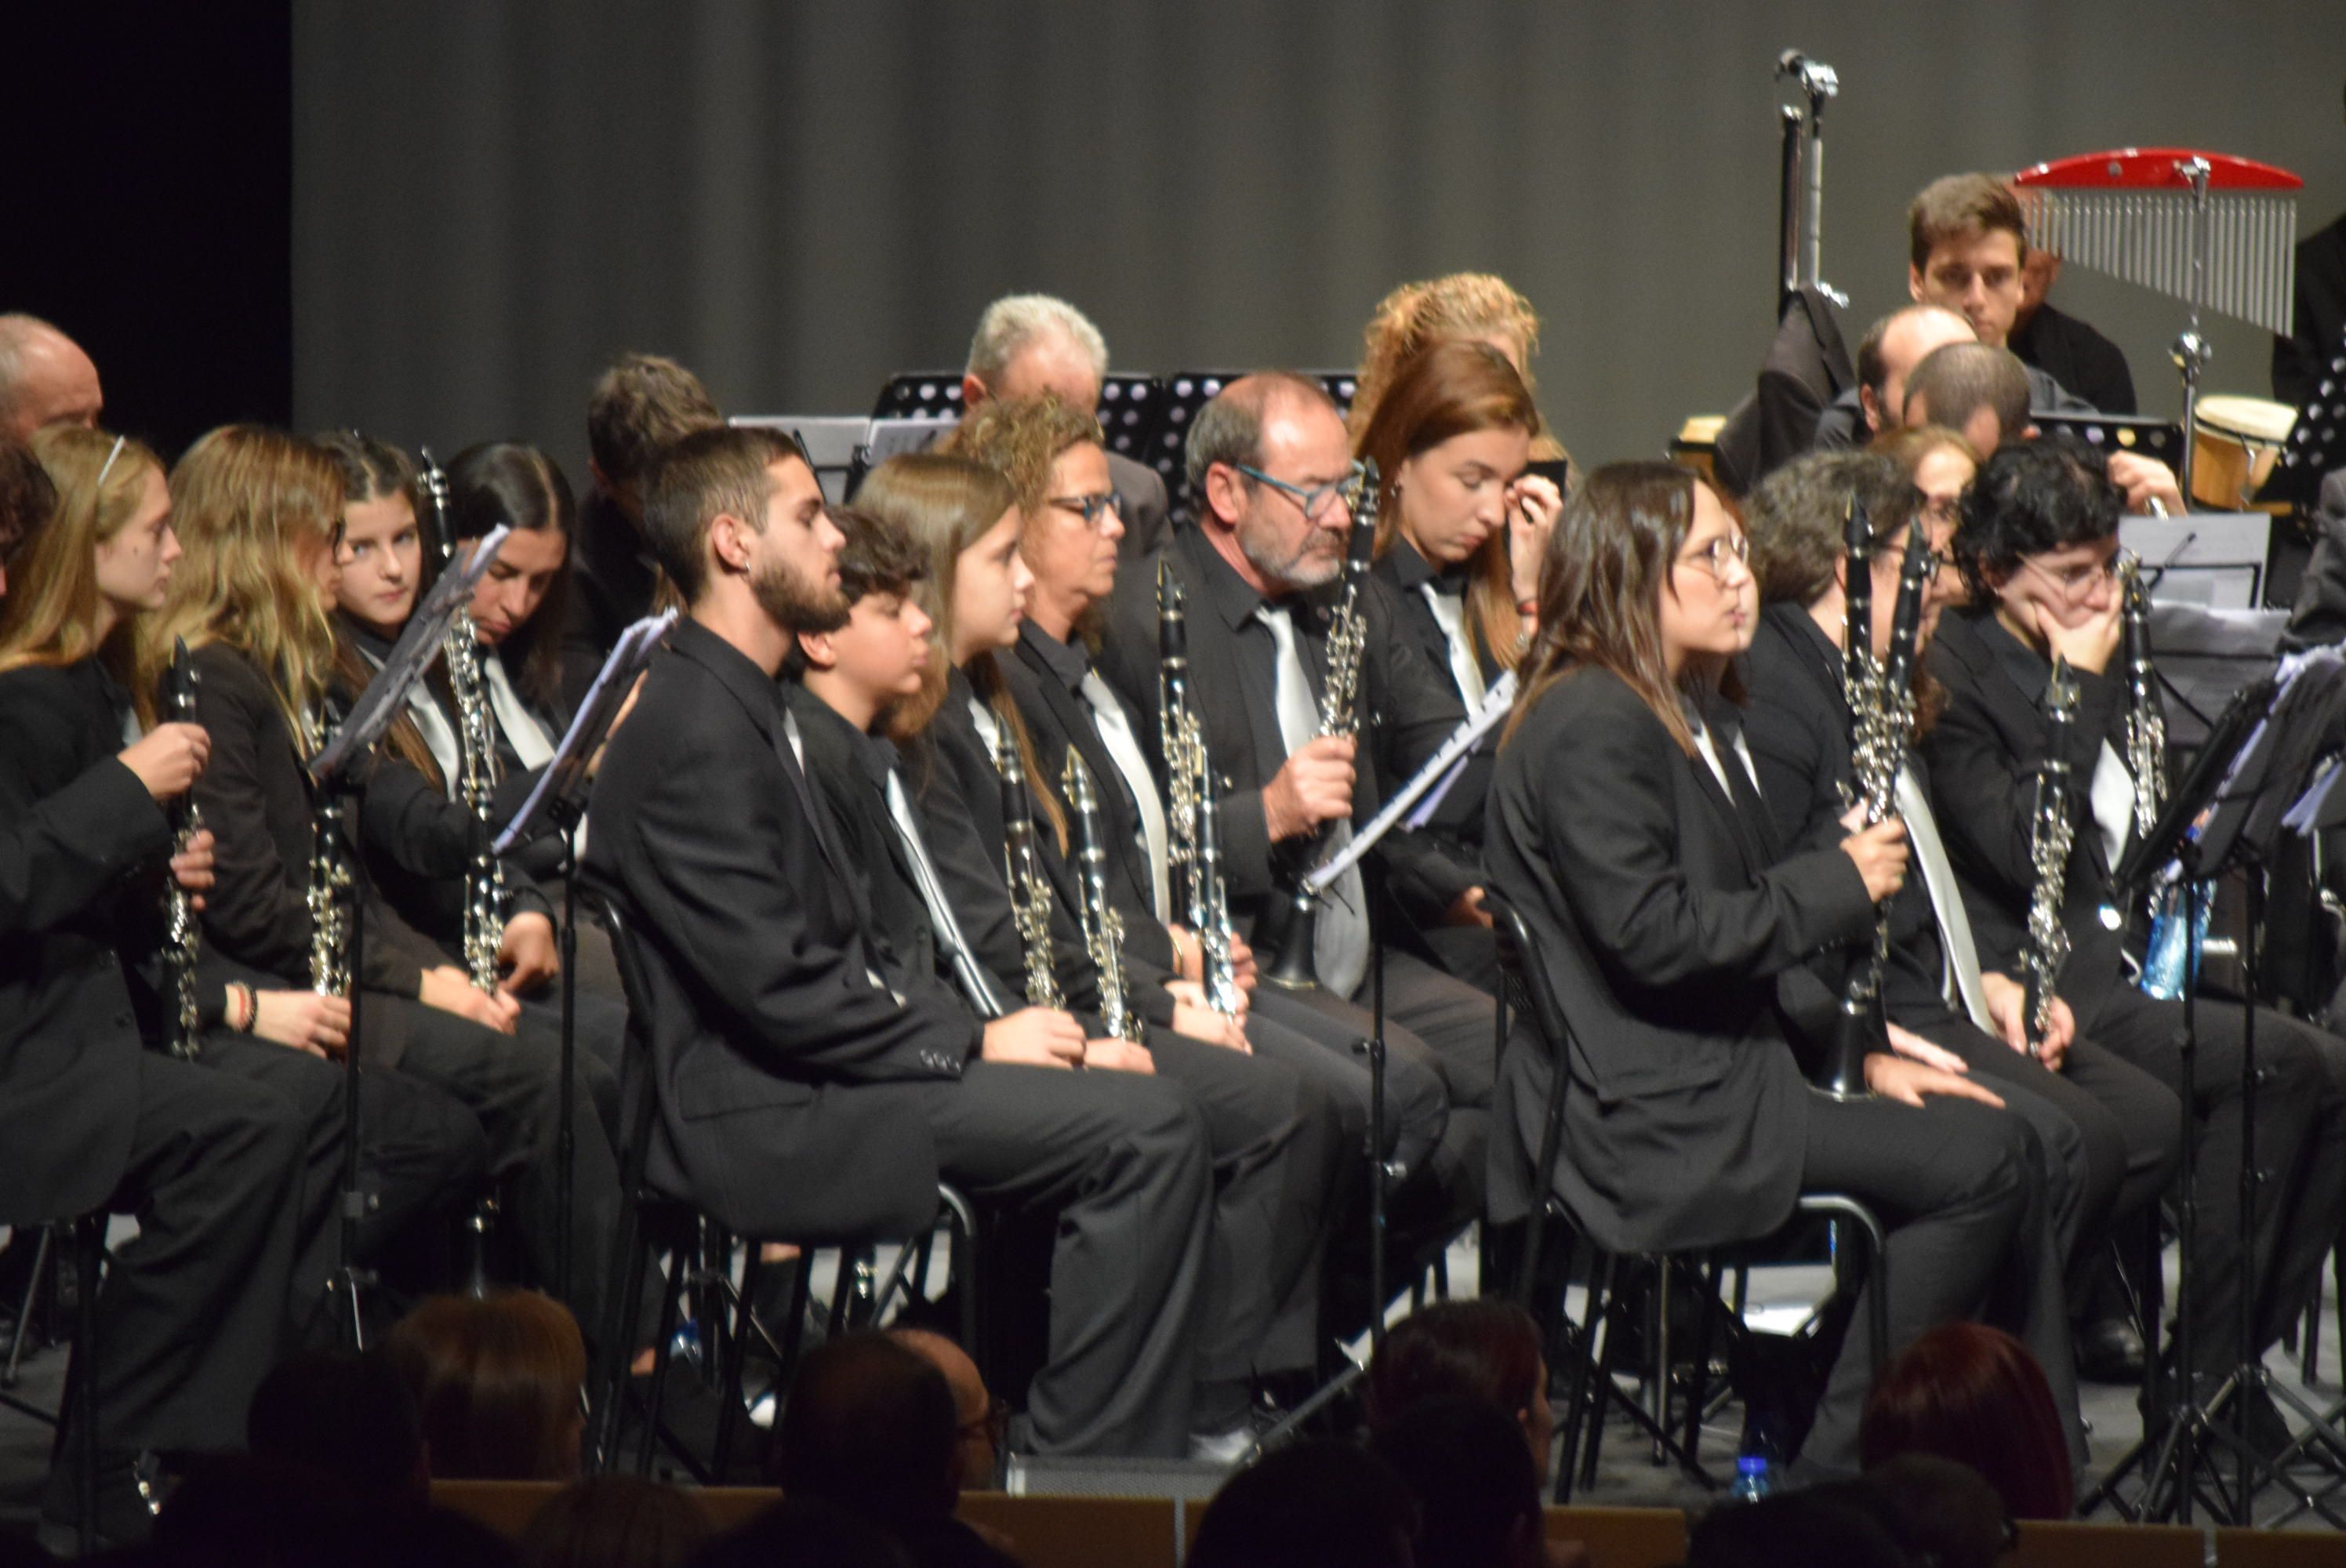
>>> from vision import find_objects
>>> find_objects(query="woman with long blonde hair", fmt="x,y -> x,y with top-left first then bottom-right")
0,426 -> 327,1540
161,423 -> 620,1334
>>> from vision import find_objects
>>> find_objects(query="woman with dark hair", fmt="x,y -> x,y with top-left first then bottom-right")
1485,459 -> 2074,1475
1925,437 -> 2346,1422
446,440 -> 578,724
1860,1322 -> 2073,1519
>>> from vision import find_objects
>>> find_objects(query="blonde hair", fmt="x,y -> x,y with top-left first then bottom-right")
0,426 -> 168,720
1351,274 -> 1566,467
157,426 -> 346,750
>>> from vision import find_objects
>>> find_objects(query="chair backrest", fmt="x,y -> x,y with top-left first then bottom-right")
588,897 -> 664,1200
1485,892 -> 1575,1082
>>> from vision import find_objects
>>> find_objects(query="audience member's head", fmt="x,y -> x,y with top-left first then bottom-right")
382,1290 -> 589,1482
0,437 -> 57,597
248,1347 -> 429,1507
1365,1298 -> 1552,1474
772,1331 -> 963,1519
0,315 -> 103,441
687,1497 -> 911,1568
1859,1321 -> 2075,1519
1907,174 -> 2031,348
889,1328 -> 1004,1491
1855,304 -> 1974,440
962,293 -> 1111,414
1368,1397 -> 1545,1568
1686,1485 -> 1912,1568
586,352 -> 723,521
519,1475 -> 714,1568
1862,1454 -> 2012,1568
1902,342 -> 2031,456
1186,1441 -> 1418,1568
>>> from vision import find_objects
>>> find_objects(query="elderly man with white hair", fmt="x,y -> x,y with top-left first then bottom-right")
959,293 -> 1171,556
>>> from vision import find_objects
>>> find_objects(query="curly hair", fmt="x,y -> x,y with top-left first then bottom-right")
1951,437 -> 2119,604
1350,273 -> 1571,470
936,393 -> 1102,516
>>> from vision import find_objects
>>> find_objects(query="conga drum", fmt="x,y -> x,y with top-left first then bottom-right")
2192,394 -> 2297,511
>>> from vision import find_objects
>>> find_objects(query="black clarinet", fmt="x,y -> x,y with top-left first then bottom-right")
1258,462 -> 1378,991
1818,516 -> 1930,1099
2019,659 -> 2082,1056
995,734 -> 1063,1011
1062,752 -> 1135,1040
162,637 -> 205,1059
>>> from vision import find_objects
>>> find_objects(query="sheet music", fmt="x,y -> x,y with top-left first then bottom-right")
309,525 -> 509,785
494,610 -> 677,855
1304,672 -> 1514,895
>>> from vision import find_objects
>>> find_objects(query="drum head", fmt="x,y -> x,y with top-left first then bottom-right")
2197,395 -> 2297,445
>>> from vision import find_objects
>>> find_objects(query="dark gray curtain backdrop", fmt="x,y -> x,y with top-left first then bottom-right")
294,1 -> 2346,485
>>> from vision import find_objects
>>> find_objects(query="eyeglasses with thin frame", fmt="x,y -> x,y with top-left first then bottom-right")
1233,460 -> 1366,522
1047,491 -> 1124,532
2020,551 -> 2119,603
1677,533 -> 1751,583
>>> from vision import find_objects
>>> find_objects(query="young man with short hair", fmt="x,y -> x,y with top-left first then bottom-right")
583,426 -> 1215,1457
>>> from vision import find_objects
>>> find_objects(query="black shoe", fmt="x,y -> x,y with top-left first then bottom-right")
2074,1318 -> 2146,1384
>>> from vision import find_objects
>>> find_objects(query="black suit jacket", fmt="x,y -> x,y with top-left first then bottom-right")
0,660 -> 172,1225
582,619 -> 975,1239
1483,665 -> 1876,1254
1094,525 -> 1478,940
1368,543 -> 1502,858
2011,301 -> 2137,416
1739,602 -> 1962,1029
561,488 -> 659,710
1919,607 -> 2138,1022
2274,210 -> 2346,410
191,644 -> 451,1011
1002,620 -> 1179,982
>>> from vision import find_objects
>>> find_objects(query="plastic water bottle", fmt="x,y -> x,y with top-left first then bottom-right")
1727,1453 -> 1776,1504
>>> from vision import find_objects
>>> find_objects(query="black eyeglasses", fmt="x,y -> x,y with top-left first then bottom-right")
1048,491 -> 1124,531
1233,461 -> 1366,522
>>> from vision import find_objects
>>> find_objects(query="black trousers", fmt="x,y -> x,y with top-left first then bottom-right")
363,990 -> 624,1343
1249,987 -> 1450,1175
1797,1093 -> 2077,1476
194,1030 -> 488,1341
864,1062 -> 1212,1458
2087,983 -> 2346,1375
1912,1016 -> 2183,1290
51,1052 -> 303,1471
1143,1032 -> 1344,1410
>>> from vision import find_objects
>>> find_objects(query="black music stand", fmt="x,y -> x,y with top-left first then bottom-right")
2260,329 -> 2346,513
307,564 -> 492,1348
2035,412 -> 2189,477
2091,661 -> 2346,1523
496,610 -> 677,1303
1149,372 -> 1361,517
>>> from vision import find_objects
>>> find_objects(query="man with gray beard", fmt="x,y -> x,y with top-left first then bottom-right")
1095,375 -> 1497,1294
